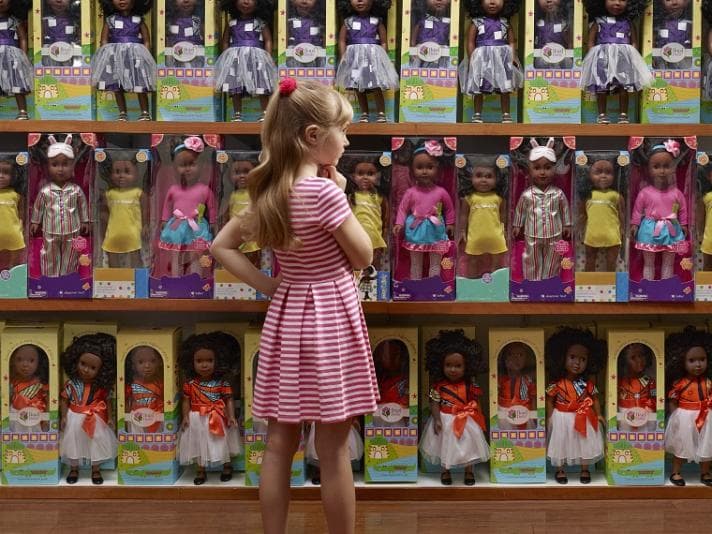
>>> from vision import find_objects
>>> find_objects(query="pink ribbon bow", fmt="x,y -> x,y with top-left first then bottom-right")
652,214 -> 678,238
662,139 -> 680,158
423,140 -> 443,157
172,209 -> 200,231
409,211 -> 441,229
183,136 -> 204,153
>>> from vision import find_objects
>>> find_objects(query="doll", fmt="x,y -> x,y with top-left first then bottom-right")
513,138 -> 572,282
347,158 -> 388,269
335,0 -> 399,123
580,0 -> 653,124
125,345 -> 164,434
664,326 -> 712,486
458,160 -> 507,279
0,0 -> 32,119
497,342 -> 537,430
617,343 -> 656,432
459,0 -> 523,123
9,344 -> 49,433
215,0 -> 278,122
305,418 -> 363,485
30,135 -> 90,278
409,0 -> 452,68
165,0 -> 205,68
630,140 -> 688,281
420,329 -> 489,486
704,0 -> 712,101
226,156 -> 261,268
92,0 -> 157,121
652,0 -> 692,69
59,333 -> 117,485
178,333 -> 241,485
286,0 -> 325,67
696,161 -> 712,271
374,339 -> 409,410
41,0 -> 80,67
158,136 -> 217,278
393,140 -> 455,281
577,157 -> 625,272
534,0 -> 573,69
545,327 -> 605,484
0,155 -> 26,272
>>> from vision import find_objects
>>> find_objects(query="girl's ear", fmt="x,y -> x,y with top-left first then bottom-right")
304,124 -> 320,147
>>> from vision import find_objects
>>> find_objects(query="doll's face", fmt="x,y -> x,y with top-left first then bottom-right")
132,347 -> 161,381
0,0 -> 10,15
684,346 -> 708,377
12,346 -> 40,381
292,0 -> 317,16
379,341 -> 404,376
0,161 -> 14,189
537,0 -> 561,13
175,0 -> 198,16
662,0 -> 689,17
426,0 -> 450,15
528,157 -> 555,189
564,343 -> 589,377
648,151 -> 675,190
504,343 -> 528,374
623,344 -> 648,376
48,0 -> 71,15
230,160 -> 255,190
471,166 -> 497,194
47,154 -> 75,186
236,0 -> 257,16
481,0 -> 504,16
113,0 -> 135,14
443,352 -> 466,383
605,0 -> 627,16
174,149 -> 200,186
351,0 -> 373,16
77,352 -> 103,383
411,152 -> 440,187
110,160 -> 139,189
590,160 -> 615,191
353,161 -> 380,192
194,348 -> 216,379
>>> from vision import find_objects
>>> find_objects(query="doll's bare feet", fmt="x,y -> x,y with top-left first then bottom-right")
194,467 -> 207,485
579,469 -> 591,484
220,464 -> 233,482
554,469 -> 568,484
701,473 -> 712,486
91,468 -> 104,485
66,468 -> 79,484
440,470 -> 452,485
669,472 -> 685,486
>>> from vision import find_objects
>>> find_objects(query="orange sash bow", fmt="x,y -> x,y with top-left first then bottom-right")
618,398 -> 656,411
71,400 -> 108,438
193,400 -> 227,436
443,401 -> 486,439
574,397 -> 597,437
13,394 -> 47,413
679,399 -> 712,431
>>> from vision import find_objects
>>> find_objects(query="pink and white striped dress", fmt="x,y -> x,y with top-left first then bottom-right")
253,177 -> 380,423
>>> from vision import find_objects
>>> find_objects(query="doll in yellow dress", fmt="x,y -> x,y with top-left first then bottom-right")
0,155 -> 26,272
698,162 -> 712,271
348,159 -> 389,269
226,156 -> 261,268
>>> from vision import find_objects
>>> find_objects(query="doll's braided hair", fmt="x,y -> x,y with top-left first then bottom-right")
617,342 -> 655,377
425,329 -> 484,383
496,342 -> 536,376
62,333 -> 117,390
10,344 -> 50,384
179,332 -> 239,381
704,0 -> 712,23
458,154 -> 508,198
465,0 -> 521,18
545,327 -> 605,383
99,0 -> 153,16
665,326 -> 712,390
337,0 -> 391,20
583,0 -> 649,20
219,0 -> 274,22
576,152 -> 628,201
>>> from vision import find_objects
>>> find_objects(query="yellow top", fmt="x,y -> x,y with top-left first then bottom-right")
702,192 -> 712,255
102,187 -> 142,253
0,188 -> 25,251
229,189 -> 260,254
583,189 -> 621,248
464,192 -> 507,256
352,191 -> 386,250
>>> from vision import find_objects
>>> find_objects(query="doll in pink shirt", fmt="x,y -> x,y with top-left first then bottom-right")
393,140 -> 454,280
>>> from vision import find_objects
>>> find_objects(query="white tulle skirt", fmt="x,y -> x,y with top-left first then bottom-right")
547,409 -> 604,467
704,59 -> 712,99
178,411 -> 242,468
458,45 -> 523,95
664,408 -> 712,463
580,44 -> 653,93
304,424 -> 364,464
0,45 -> 33,94
419,413 -> 490,469
214,46 -> 278,96
335,44 -> 399,91
60,410 -> 118,464
91,43 -> 157,92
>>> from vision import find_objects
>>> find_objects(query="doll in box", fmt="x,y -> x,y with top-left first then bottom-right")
178,333 -> 241,485
580,0 -> 652,124
458,0 -> 523,123
125,345 -> 164,434
704,0 -> 712,100
92,0 -> 157,121
335,0 -> 399,123
393,140 -> 455,281
0,155 -> 26,272
534,0 -> 572,69
409,0 -> 452,68
41,0 -> 80,67
215,0 -> 278,122
165,0 -> 205,67
652,0 -> 692,69
286,0 -> 325,67
697,160 -> 712,270
545,326 -> 605,484
630,140 -> 688,281
664,326 -> 712,486
497,342 -> 537,430
0,0 -> 32,119
347,157 -> 388,269
305,417 -> 363,484
59,333 -> 117,485
9,344 -> 49,432
617,342 -> 656,432
420,329 -> 489,486
30,135 -> 90,278
225,155 -> 261,268
374,339 -> 409,411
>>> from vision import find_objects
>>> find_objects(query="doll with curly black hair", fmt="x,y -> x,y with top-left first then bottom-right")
617,343 -> 656,431
59,333 -> 117,485
534,0 -> 573,69
286,0 -> 325,68
0,0 -> 32,119
91,0 -> 157,121
178,333 -> 241,485
696,157 -> 712,270
703,1 -> 712,103
580,0 -> 653,124
0,154 -> 26,272
545,327 -> 605,484
9,344 -> 50,432
664,326 -> 712,486
458,0 -> 523,123
497,342 -> 537,430
419,329 -> 488,486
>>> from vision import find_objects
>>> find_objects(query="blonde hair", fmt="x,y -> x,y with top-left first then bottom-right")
244,80 -> 353,250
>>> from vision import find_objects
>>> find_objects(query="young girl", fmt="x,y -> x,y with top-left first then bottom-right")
215,0 -> 278,122
286,0 -> 325,68
545,327 -> 605,484
0,0 -> 32,119
125,345 -> 164,434
305,418 -> 363,485
347,158 -> 388,269
513,138 -> 572,282
697,160 -> 712,271
9,344 -> 49,433
59,333 -> 117,485
30,135 -> 90,278
225,156 -> 261,268
577,157 -> 625,272
210,78 -> 377,533
335,0 -> 399,123
458,159 -> 507,279
459,0 -> 523,123
497,342 -> 536,430
393,140 -> 455,281
420,329 -> 489,486
617,342 -> 656,432
157,136 -> 217,278
653,0 -> 692,69
409,0 -> 451,68
178,333 -> 240,485
664,326 -> 712,486
534,0 -> 572,69
581,0 -> 652,124
92,0 -> 157,121
165,0 -> 205,68
630,140 -> 688,281
0,155 -> 26,272
41,0 -> 80,67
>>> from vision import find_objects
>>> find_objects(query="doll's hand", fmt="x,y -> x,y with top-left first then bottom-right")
227,415 -> 238,428
434,419 -> 442,435
319,165 -> 347,191
80,223 -> 89,236
30,223 -> 40,236
630,225 -> 638,239
181,418 -> 190,430
562,227 -> 571,241
512,227 -> 522,239
392,224 -> 403,237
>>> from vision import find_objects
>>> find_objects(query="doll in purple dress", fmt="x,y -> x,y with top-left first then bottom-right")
534,0 -> 573,69
215,0 -> 277,122
165,0 -> 205,68
652,0 -> 692,69
335,0 -> 399,123
286,0 -> 325,68
91,0 -> 157,121
0,0 -> 32,119
409,0 -> 452,68
41,0 -> 80,67
705,0 -> 712,101
581,0 -> 653,124
459,0 -> 523,124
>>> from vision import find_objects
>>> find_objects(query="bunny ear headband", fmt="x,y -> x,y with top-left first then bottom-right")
47,134 -> 74,160
529,137 -> 556,163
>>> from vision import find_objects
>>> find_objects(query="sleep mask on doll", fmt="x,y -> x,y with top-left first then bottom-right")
47,134 -> 75,160
529,137 -> 556,163
174,136 -> 205,155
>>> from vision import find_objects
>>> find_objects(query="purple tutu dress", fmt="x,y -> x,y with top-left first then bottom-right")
165,15 -> 205,67
286,15 -> 325,67
41,15 -> 80,67
410,14 -> 450,68
0,15 -> 33,96
653,16 -> 692,69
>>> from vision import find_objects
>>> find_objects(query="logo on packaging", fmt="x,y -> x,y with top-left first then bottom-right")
173,41 -> 199,63
293,43 -> 319,64
417,41 -> 443,63
49,41 -> 74,63
622,407 -> 649,428
541,43 -> 566,65
377,402 -> 405,423
661,43 -> 685,64
17,407 -> 43,428
505,405 -> 530,426
130,408 -> 159,428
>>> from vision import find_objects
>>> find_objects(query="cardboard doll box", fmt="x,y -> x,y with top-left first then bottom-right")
399,0 -> 460,122
641,0 -> 701,123
695,152 -> 712,300
364,327 -> 418,483
116,327 -> 182,485
509,136 -> 576,302
522,0 -> 583,124
605,330 -> 665,485
0,151 -> 29,298
32,0 -> 94,120
1,325 -> 61,485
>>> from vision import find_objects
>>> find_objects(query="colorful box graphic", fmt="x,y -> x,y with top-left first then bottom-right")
0,151 -> 29,298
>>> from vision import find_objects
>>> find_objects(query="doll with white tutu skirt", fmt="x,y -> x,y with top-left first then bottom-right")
420,329 -> 489,486
664,327 -> 712,487
617,343 -> 656,432
125,346 -> 164,434
9,345 -> 49,433
0,0 -> 32,119
545,327 -> 605,485
59,333 -> 118,485
305,418 -> 363,484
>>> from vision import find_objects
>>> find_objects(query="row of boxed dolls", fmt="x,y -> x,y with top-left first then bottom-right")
1,0 -> 711,124
2,321 -> 710,487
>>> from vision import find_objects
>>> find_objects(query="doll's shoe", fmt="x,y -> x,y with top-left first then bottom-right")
440,472 -> 452,485
501,113 -> 513,124
66,469 -> 79,484
669,473 -> 686,486
118,111 -> 128,122
579,470 -> 591,484
358,112 -> 369,123
701,473 -> 712,486
138,111 -> 151,121
618,113 -> 630,124
194,471 -> 207,485
471,113 -> 483,123
376,112 -> 387,123
554,470 -> 568,484
16,110 -> 28,120
220,466 -> 233,482
91,470 -> 104,485
311,475 -> 321,485
464,472 -> 476,486
231,112 -> 243,122
596,113 -> 610,125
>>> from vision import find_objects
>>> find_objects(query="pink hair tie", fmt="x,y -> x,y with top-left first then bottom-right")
423,140 -> 443,157
279,77 -> 298,96
663,139 -> 680,158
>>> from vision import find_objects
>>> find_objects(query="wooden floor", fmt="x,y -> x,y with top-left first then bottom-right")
1,499 -> 711,533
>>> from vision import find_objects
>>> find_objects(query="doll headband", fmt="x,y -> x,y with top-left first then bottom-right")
174,136 -> 204,155
47,134 -> 74,160
529,137 -> 556,163
650,139 -> 680,159
413,140 -> 443,158
279,77 -> 297,96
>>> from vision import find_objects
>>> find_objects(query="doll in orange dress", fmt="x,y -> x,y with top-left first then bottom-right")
664,327 -> 712,487
497,342 -> 536,430
617,343 -> 656,432
420,329 -> 489,485
374,339 -> 409,409
9,344 -> 49,433
545,327 -> 605,485
125,345 -> 164,433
